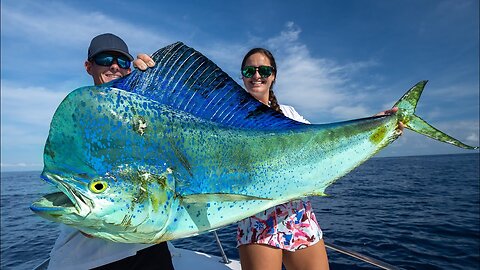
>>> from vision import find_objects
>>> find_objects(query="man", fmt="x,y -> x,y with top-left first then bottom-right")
47,33 -> 174,270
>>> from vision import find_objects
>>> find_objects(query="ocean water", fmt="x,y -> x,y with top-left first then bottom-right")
1,154 -> 478,270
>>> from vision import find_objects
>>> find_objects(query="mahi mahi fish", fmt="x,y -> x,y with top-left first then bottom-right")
30,42 -> 478,243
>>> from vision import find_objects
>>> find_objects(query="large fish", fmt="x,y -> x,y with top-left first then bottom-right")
31,42 -> 478,243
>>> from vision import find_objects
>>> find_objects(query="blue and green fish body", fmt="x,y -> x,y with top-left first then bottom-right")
31,42 -> 478,243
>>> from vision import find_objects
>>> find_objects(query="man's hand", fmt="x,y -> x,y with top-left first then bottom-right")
133,54 -> 155,71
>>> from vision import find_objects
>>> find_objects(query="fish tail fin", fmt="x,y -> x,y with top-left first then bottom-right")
394,80 -> 478,150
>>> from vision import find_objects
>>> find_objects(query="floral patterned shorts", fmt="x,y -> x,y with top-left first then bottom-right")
236,199 -> 322,252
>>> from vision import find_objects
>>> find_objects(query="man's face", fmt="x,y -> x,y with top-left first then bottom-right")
85,51 -> 131,85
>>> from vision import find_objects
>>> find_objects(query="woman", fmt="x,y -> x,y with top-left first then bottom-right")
236,47 -> 330,270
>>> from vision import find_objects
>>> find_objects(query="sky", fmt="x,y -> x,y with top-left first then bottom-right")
1,0 -> 479,172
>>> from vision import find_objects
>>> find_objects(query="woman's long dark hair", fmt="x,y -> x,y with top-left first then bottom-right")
241,48 -> 282,114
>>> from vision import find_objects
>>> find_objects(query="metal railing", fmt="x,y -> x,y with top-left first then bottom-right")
213,231 -> 231,264
324,241 -> 402,270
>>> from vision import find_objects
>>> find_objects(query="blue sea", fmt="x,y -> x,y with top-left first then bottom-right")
1,154 -> 479,270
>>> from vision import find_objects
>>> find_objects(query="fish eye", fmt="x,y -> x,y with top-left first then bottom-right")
89,180 -> 108,193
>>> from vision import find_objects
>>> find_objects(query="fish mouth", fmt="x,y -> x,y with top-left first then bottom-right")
30,172 -> 92,218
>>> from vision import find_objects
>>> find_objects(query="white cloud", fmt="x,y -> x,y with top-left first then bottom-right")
268,21 -> 302,46
442,120 -> 480,146
1,162 -> 28,167
0,162 -> 42,168
1,83 -> 68,126
0,162 -> 43,172
466,133 -> 479,144
1,1 -> 167,49
0,82 -> 69,168
330,105 -> 371,120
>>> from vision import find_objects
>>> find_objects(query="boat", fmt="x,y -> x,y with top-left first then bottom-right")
32,243 -> 240,270
32,232 -> 402,270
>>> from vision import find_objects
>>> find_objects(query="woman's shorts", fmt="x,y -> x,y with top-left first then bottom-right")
236,199 -> 322,252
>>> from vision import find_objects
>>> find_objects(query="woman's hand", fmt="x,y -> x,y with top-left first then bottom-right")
375,107 -> 404,134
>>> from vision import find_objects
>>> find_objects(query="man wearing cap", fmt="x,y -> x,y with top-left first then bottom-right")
86,33 -> 155,85
47,33 -> 175,270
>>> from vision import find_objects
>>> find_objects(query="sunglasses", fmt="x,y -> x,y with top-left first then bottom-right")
242,65 -> 275,78
92,53 -> 131,69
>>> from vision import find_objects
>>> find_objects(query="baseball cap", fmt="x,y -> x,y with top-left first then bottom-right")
87,33 -> 134,61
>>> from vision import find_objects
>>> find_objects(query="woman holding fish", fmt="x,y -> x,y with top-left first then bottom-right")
236,48 -> 330,270
236,47 -> 405,270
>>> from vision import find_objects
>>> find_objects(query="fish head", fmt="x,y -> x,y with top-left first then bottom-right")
31,165 -> 176,243
30,86 -> 178,243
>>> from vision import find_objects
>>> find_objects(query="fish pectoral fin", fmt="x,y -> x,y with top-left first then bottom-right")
180,193 -> 272,203
304,192 -> 329,197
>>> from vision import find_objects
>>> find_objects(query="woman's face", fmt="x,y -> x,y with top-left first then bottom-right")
242,52 -> 275,105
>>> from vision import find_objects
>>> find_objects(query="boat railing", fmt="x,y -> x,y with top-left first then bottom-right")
323,241 -> 402,270
213,231 -> 231,264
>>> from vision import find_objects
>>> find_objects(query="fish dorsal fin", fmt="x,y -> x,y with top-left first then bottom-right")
111,42 -> 304,130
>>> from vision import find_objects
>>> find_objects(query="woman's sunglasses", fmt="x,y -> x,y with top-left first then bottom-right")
92,53 -> 131,69
242,65 -> 274,78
